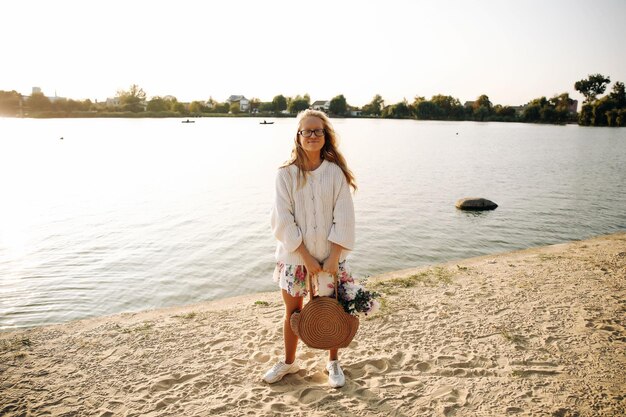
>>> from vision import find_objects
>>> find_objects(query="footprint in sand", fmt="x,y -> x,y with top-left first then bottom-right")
430,385 -> 456,400
364,358 -> 391,373
435,355 -> 456,365
150,373 -> 200,392
251,351 -> 270,363
430,385 -> 469,408
399,376 -> 423,388
270,402 -> 288,412
298,387 -> 325,405
349,357 -> 396,379
239,330 -> 253,341
416,361 -> 432,372
230,358 -> 247,366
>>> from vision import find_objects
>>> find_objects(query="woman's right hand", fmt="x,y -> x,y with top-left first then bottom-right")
303,254 -> 322,276
296,242 -> 322,276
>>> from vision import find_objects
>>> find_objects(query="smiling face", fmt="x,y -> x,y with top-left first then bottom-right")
298,116 -> 326,155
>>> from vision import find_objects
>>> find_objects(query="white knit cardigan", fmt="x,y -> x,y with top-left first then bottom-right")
271,160 -> 355,265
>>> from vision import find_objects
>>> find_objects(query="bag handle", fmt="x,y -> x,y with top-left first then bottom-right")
306,271 -> 339,302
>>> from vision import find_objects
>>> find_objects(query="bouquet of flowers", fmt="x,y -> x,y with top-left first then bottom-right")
335,280 -> 381,316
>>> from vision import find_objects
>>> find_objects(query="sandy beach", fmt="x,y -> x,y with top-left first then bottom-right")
1,233 -> 624,416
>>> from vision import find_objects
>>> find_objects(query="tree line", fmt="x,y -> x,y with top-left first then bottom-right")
1,73 -> 624,126
574,74 -> 626,126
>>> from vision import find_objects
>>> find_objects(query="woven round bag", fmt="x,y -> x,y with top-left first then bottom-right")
290,273 -> 359,350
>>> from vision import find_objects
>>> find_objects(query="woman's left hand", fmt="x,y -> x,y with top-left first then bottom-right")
323,256 -> 340,276
323,243 -> 344,277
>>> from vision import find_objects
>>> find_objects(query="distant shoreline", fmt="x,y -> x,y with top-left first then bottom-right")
6,111 -> 296,119
3,112 -> 583,125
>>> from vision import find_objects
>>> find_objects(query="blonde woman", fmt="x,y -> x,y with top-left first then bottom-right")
264,109 -> 357,388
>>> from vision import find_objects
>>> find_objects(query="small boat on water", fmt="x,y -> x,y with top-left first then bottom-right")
260,120 -> 274,125
182,119 -> 195,123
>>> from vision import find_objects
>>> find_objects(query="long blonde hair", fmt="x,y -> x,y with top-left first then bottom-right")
282,109 -> 357,191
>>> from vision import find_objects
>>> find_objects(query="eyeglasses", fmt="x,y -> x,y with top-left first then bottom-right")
298,129 -> 325,138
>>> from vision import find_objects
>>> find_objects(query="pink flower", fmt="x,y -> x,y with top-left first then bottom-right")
340,270 -> 353,283
295,266 -> 306,282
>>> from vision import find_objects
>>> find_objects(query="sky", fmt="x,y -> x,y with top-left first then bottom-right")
2,0 -> 626,107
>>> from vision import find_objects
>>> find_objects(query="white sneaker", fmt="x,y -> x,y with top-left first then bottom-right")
263,360 -> 299,384
326,360 -> 345,388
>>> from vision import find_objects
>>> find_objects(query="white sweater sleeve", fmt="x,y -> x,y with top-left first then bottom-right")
327,173 -> 355,250
270,169 -> 303,253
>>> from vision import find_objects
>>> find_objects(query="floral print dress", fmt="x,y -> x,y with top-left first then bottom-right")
273,259 -> 355,297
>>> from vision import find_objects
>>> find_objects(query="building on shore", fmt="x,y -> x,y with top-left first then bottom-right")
226,95 -> 250,112
312,100 -> 330,112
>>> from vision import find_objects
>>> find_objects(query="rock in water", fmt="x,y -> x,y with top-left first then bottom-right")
455,198 -> 498,211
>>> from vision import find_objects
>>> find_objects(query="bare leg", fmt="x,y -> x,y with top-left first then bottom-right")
282,289 -> 303,364
329,348 -> 338,361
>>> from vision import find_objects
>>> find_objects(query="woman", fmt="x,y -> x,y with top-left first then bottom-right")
264,109 -> 357,388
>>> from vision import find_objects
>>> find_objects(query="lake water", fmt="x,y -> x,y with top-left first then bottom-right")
1,117 -> 625,331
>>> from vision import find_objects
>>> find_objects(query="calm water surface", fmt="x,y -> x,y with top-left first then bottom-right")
1,117 -> 624,330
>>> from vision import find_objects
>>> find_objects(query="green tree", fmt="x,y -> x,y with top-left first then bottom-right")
170,100 -> 186,114
249,97 -> 261,112
259,102 -> 274,112
65,99 -> 80,112
592,96 -> 615,126
549,93 -> 573,123
272,95 -> 287,113
522,103 -> 541,122
162,96 -> 184,113
606,109 -> 619,127
147,96 -> 170,112
288,95 -> 310,114
474,94 -> 492,111
413,99 -> 439,120
494,105 -> 517,119
0,90 -> 23,116
214,102 -> 230,113
51,98 -> 67,112
574,73 -> 610,104
382,100 -> 411,118
472,94 -> 493,121
54,98 -> 89,113
616,109 -> 626,127
431,94 -> 464,120
609,81 -> 626,108
579,104 -> 593,126
329,94 -> 348,116
473,106 -> 490,121
361,94 -> 384,116
395,100 -> 411,118
539,106 -> 557,123
549,93 -> 570,112
230,102 -> 241,114
26,92 -> 52,112
189,101 -> 209,113
522,96 -> 568,124
117,84 -> 147,112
